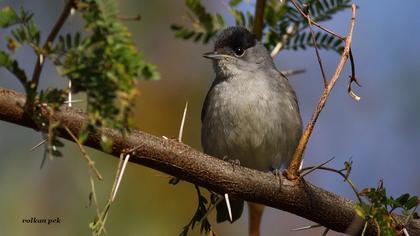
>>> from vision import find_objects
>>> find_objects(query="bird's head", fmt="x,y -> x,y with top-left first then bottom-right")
203,26 -> 273,77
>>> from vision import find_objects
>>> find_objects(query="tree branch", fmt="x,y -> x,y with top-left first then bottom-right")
0,87 -> 419,235
287,4 -> 357,178
29,0 -> 76,93
252,0 -> 266,40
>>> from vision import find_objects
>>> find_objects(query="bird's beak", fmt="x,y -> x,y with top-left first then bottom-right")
203,51 -> 228,60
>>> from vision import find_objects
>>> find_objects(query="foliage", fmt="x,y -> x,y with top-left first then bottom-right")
0,1 -> 159,156
179,186 -> 213,236
171,0 -> 352,54
356,181 -> 419,235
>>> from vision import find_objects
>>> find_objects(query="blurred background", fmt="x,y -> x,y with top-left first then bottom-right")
0,0 -> 419,235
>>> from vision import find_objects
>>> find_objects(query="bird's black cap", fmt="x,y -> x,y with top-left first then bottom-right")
214,26 -> 257,51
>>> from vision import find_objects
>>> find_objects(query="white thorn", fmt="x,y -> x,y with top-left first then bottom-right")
162,136 -> 168,140
70,7 -> 75,16
291,224 -> 322,231
68,80 -> 72,107
39,54 -> 44,64
64,99 -> 83,104
349,90 -> 361,101
178,102 -> 188,142
30,138 -> 48,151
52,145 -> 57,151
112,154 -> 130,201
403,228 -> 410,236
299,158 -> 304,171
224,193 -> 233,222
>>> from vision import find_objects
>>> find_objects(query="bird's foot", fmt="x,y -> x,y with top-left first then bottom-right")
271,169 -> 283,186
226,158 -> 241,171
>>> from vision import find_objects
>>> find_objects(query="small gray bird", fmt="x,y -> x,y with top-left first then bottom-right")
201,26 -> 303,235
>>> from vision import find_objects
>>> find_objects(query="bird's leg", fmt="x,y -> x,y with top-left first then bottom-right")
271,168 -> 283,186
248,202 -> 265,236
223,155 -> 241,172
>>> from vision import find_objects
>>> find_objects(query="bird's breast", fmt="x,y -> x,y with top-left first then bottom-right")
201,75 -> 301,171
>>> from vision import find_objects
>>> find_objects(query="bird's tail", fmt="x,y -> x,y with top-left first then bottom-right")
248,202 -> 265,236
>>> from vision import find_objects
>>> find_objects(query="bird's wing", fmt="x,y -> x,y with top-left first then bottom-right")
201,78 -> 222,122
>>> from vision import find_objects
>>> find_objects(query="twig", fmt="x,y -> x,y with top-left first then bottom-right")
271,23 -> 298,58
348,49 -> 362,101
89,176 -> 102,224
94,153 -> 126,235
322,228 -> 330,236
280,69 -> 306,77
300,165 -> 362,203
199,196 -> 224,224
287,4 -> 357,179
29,0 -> 75,95
405,204 -> 419,227
253,0 -> 267,40
64,125 -> 103,180
306,11 -> 328,88
289,0 -> 345,41
299,157 -> 335,179
361,221 -> 368,236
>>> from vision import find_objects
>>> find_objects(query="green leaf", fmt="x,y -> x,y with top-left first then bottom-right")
396,193 -> 410,206
100,135 -> 113,153
229,0 -> 242,7
141,63 -> 160,80
405,196 -> 419,210
0,50 -> 12,67
0,50 -> 27,82
0,6 -> 18,28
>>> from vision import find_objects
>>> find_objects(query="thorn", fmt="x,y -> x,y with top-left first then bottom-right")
39,54 -> 44,65
70,7 -> 75,16
68,80 -> 72,107
299,157 -> 335,179
224,193 -> 233,222
291,224 -> 322,231
349,89 -> 361,101
30,138 -> 48,151
111,154 -> 131,201
162,136 -> 169,140
178,102 -> 188,142
299,158 -> 304,171
64,99 -> 83,104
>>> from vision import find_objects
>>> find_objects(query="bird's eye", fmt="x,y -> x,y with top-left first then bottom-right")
234,47 -> 245,57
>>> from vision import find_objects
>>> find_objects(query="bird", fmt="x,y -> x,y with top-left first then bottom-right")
201,26 -> 303,236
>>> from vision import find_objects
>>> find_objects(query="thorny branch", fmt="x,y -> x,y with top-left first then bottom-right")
29,0 -> 77,96
64,125 -> 103,180
306,10 -> 328,88
286,4 -> 358,178
0,87 -> 419,236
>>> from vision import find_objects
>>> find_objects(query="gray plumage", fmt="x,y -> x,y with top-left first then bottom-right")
201,27 -> 302,172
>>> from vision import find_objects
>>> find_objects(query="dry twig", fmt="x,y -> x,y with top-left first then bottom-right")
286,4 -> 357,178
